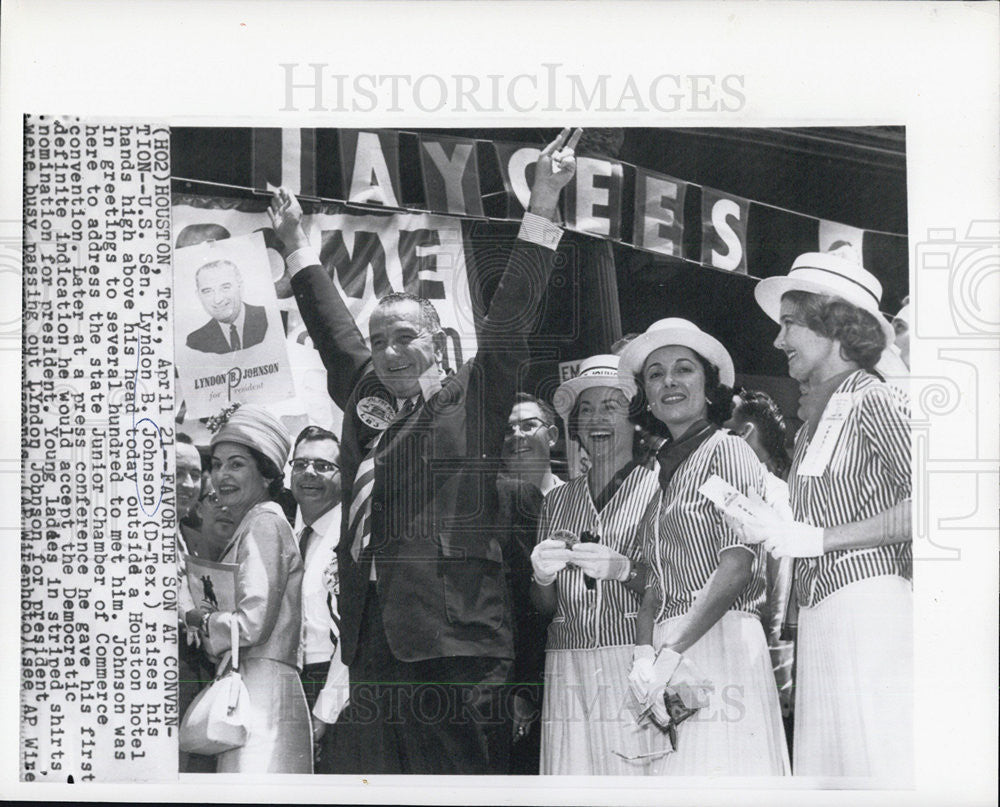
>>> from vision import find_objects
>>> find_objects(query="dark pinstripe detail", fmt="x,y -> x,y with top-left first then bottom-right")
639,432 -> 768,622
538,467 -> 660,650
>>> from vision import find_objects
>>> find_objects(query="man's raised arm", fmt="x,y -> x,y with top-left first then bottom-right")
480,127 -> 582,341
269,188 -> 371,410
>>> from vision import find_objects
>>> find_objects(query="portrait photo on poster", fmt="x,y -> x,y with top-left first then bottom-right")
174,232 -> 295,419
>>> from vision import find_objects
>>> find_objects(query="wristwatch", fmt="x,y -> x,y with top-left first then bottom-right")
622,561 -> 640,585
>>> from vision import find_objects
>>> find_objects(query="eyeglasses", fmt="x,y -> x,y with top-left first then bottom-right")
503,418 -> 548,437
290,458 -> 340,474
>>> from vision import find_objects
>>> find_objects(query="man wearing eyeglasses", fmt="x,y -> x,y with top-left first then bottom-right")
501,393 -> 564,497
289,425 -> 349,765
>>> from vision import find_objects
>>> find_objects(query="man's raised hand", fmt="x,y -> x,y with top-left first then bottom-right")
268,187 -> 310,255
528,127 -> 583,220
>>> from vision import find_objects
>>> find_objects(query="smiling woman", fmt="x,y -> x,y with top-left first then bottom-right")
529,354 -> 661,774
182,404 -> 312,773
617,319 -> 789,776
748,251 -> 913,779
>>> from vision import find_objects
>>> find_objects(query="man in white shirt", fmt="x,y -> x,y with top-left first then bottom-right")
289,425 -> 349,758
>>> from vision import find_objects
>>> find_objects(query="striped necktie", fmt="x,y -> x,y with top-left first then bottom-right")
348,396 -> 417,562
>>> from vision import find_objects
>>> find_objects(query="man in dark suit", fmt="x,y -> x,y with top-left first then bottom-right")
186,259 -> 268,353
269,128 -> 582,774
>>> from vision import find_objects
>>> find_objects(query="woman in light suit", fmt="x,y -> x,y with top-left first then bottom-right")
184,403 -> 311,773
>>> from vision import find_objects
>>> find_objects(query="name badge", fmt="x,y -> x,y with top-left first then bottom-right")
356,396 -> 395,431
797,392 -> 853,477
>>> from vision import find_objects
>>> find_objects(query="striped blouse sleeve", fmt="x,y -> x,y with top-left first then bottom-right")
858,383 -> 912,500
624,491 -> 655,566
710,437 -> 767,557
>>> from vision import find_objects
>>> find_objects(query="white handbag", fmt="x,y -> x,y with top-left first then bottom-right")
179,618 -> 251,755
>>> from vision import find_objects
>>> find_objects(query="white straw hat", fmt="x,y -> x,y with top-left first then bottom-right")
552,354 -> 636,418
617,319 -> 735,388
754,250 -> 896,345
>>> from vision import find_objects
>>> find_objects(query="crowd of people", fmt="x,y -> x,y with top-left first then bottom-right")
176,128 -> 913,779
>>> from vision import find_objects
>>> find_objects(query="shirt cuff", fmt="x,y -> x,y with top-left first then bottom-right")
313,662 -> 350,724
286,246 -> 323,278
518,212 -> 563,251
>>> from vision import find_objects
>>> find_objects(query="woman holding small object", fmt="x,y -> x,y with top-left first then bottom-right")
621,319 -> 789,775
182,403 -> 312,773
742,251 -> 912,780
529,355 -> 660,774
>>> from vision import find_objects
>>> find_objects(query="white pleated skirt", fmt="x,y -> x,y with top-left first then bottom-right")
642,610 -> 790,776
541,645 -> 657,774
794,575 -> 913,782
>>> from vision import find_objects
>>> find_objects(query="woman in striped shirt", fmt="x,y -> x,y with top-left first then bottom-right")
529,355 -> 660,774
620,319 -> 790,776
741,250 -> 912,780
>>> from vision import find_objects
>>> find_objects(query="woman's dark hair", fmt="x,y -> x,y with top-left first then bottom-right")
781,290 -> 886,371
628,352 -> 735,440
733,389 -> 791,480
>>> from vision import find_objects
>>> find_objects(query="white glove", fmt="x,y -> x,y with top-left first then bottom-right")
725,489 -> 776,545
763,522 -> 824,558
628,644 -> 656,703
568,542 -> 631,582
530,538 -> 573,586
727,491 -> 825,558
666,655 -> 713,710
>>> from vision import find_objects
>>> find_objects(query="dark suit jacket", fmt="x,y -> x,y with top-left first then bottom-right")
291,237 -> 558,664
186,303 -> 268,354
496,477 -> 549,704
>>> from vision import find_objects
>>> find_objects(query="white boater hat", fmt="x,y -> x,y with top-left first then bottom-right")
552,354 -> 637,418
617,318 -> 735,388
754,248 -> 896,346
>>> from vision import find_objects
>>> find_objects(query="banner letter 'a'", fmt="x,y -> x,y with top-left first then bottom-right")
339,130 -> 402,208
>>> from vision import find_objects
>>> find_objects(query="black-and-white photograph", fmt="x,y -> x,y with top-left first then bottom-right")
3,2 -> 998,805
164,125 -> 912,778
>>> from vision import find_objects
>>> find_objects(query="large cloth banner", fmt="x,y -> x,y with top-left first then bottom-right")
235,127 -> 907,310
171,196 -> 475,436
